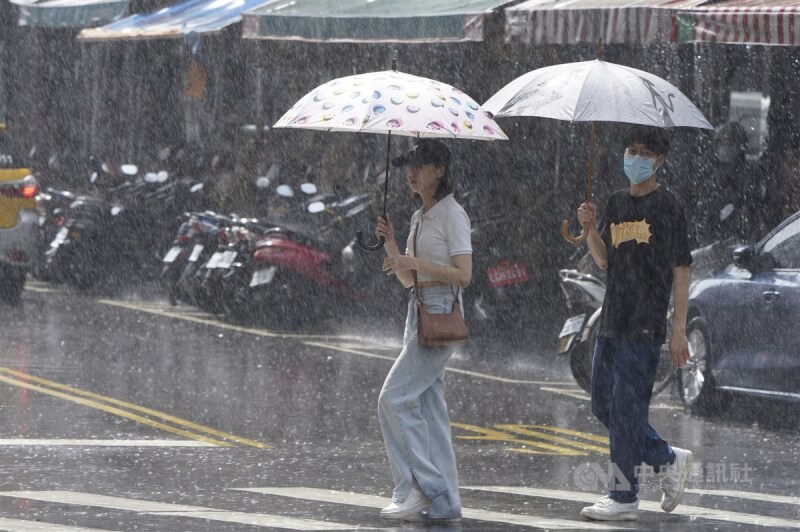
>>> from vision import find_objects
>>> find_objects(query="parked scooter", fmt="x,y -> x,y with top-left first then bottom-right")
244,183 -> 397,327
47,162 -> 181,289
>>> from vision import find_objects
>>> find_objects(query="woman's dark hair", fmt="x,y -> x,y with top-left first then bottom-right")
434,164 -> 455,201
623,125 -> 671,155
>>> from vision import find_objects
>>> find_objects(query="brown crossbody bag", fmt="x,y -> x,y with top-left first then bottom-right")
412,221 -> 469,347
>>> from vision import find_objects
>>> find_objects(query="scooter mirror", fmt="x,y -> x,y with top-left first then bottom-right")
276,184 -> 295,197
101,162 -> 111,173
256,177 -> 271,189
144,172 -> 159,183
308,201 -> 326,214
300,183 -> 318,195
89,172 -> 98,184
121,164 -> 138,176
190,183 -> 204,193
156,170 -> 169,182
110,206 -> 124,216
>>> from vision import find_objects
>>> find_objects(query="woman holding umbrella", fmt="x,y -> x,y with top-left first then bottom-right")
374,138 -> 472,522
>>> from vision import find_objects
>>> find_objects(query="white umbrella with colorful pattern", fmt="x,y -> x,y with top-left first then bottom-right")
274,64 -> 507,250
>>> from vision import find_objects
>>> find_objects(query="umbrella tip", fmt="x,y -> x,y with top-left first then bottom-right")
596,39 -> 604,60
391,57 -> 397,71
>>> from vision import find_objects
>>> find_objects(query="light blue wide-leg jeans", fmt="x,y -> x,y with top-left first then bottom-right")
378,285 -> 462,519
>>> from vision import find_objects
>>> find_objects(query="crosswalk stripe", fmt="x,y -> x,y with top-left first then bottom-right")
0,492 -> 363,530
0,518 -> 115,532
0,439 -> 215,447
686,488 -> 800,506
231,487 -> 623,530
463,486 -> 800,529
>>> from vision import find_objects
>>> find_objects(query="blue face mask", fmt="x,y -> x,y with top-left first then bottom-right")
623,154 -> 658,184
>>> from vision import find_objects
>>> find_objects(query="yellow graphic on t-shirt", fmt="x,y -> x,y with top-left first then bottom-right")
611,219 -> 652,248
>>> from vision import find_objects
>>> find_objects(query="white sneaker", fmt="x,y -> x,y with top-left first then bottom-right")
380,486 -> 430,520
661,447 -> 694,512
580,496 -> 639,521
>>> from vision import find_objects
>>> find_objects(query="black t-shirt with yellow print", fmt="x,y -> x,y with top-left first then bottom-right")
598,187 -> 693,344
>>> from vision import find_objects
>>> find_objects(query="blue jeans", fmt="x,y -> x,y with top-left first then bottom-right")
591,336 -> 676,503
378,285 -> 462,519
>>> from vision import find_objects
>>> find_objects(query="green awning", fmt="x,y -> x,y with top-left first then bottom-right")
10,0 -> 129,29
241,0 -> 514,43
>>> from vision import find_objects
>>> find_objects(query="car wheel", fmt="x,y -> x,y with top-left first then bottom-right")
679,316 -> 728,415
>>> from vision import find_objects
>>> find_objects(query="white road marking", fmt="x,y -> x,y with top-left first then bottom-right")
0,439 -> 216,447
0,518 -> 115,531
463,486 -> 800,529
0,492 -> 366,530
305,342 -> 574,386
231,487 -> 625,530
686,488 -> 800,506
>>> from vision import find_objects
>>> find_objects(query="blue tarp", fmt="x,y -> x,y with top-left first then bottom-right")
10,0 -> 129,29
80,0 -> 276,40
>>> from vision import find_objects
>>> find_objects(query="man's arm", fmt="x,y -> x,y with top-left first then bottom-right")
578,202 -> 608,269
669,265 -> 691,368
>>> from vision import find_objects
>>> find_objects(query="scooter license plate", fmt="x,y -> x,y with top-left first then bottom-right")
188,244 -> 204,263
559,314 -> 586,338
217,250 -> 238,269
162,246 -> 183,264
250,266 -> 277,287
205,252 -> 224,269
558,314 -> 586,354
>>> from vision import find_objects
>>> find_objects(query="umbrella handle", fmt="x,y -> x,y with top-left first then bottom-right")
356,231 -> 385,251
561,219 -> 589,244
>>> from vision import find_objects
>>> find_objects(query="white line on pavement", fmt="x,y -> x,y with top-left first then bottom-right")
305,342 -> 574,386
0,518 -> 116,532
0,492 -> 368,530
0,439 -> 216,447
685,488 -> 800,507
231,487 -> 626,530
463,486 -> 800,529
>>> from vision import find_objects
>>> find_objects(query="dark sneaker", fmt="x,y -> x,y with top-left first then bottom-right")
661,447 -> 694,512
580,496 -> 639,521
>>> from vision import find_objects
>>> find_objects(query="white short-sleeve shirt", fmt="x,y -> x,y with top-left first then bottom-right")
405,194 -> 472,282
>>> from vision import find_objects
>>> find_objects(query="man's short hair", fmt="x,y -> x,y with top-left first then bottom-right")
623,125 -> 670,156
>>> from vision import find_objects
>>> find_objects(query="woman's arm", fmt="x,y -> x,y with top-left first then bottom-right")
376,216 -> 414,288
382,254 -> 472,289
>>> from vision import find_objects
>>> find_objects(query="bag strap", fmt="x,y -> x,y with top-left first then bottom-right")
412,218 -> 460,306
412,221 -> 421,306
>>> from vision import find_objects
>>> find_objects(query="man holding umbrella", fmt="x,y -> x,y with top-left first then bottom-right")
577,125 -> 693,521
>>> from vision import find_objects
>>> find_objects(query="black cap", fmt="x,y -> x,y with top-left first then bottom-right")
392,139 -> 450,169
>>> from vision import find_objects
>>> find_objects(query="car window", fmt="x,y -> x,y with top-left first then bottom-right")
762,216 -> 800,269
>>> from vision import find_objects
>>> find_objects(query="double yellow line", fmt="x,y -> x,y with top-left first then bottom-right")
0,367 -> 270,449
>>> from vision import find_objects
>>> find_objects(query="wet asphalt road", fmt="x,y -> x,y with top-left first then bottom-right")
0,281 -> 798,531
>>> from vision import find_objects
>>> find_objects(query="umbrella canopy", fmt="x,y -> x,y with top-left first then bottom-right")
274,70 -> 508,141
483,57 -> 712,244
483,59 -> 712,130
275,67 -> 507,251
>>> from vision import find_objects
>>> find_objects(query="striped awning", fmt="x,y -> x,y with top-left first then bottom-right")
505,0 -> 707,45
10,0 -> 128,28
675,1 -> 800,45
241,0 -> 510,43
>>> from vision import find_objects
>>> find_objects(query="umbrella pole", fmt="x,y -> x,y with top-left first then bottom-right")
562,39 -> 602,245
561,121 -> 594,244
356,130 -> 391,251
